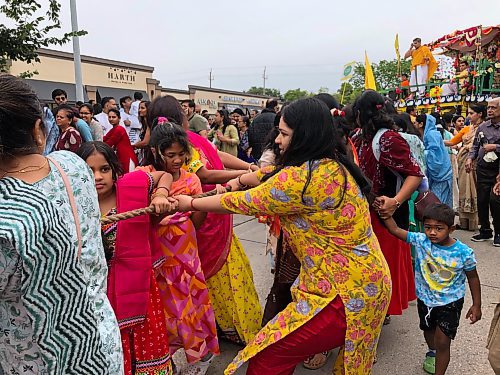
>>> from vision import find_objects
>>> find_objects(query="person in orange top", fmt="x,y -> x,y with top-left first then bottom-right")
404,38 -> 438,96
400,73 -> 410,98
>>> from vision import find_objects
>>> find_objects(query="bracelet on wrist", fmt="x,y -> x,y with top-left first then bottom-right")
393,197 -> 401,208
190,198 -> 197,211
237,174 -> 248,189
152,192 -> 168,200
247,162 -> 256,172
156,186 -> 170,195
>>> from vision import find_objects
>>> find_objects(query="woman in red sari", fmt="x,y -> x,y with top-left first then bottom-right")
352,90 -> 423,319
104,108 -> 138,173
77,141 -> 175,375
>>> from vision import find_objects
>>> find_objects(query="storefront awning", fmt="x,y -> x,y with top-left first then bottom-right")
24,79 -> 88,103
96,87 -> 149,104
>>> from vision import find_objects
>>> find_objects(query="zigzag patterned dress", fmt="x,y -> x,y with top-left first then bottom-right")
0,151 -> 123,374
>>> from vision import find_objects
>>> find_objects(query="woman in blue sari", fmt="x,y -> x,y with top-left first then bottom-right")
415,114 -> 453,208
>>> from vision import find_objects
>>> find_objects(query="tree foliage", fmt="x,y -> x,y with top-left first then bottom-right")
246,86 -> 281,97
333,82 -> 363,105
283,88 -> 313,102
0,0 -> 86,74
349,59 -> 411,91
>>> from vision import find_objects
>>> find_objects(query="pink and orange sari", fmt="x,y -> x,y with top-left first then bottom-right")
155,169 -> 220,363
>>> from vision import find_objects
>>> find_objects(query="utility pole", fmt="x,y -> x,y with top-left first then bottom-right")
209,68 -> 214,88
262,66 -> 268,95
70,0 -> 84,102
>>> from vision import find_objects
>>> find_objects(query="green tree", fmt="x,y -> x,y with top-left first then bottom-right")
246,86 -> 281,97
283,88 -> 312,102
332,82 -> 363,105
348,59 -> 411,92
0,0 -> 86,75
317,86 -> 329,94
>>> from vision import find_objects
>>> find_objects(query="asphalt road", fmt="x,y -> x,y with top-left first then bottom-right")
174,215 -> 499,375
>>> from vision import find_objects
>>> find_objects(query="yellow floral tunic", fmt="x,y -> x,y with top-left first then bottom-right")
183,144 -> 262,344
220,160 -> 392,374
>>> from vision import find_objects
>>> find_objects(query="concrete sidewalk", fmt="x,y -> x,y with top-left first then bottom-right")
178,215 -> 498,374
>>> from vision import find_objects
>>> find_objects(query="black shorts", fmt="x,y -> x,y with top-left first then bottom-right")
417,298 -> 464,339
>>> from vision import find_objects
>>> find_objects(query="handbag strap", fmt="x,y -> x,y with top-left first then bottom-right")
47,157 -> 82,259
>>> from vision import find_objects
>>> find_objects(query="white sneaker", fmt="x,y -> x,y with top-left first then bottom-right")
181,354 -> 215,375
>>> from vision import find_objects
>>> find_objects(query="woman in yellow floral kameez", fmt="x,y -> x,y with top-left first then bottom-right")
175,98 -> 392,375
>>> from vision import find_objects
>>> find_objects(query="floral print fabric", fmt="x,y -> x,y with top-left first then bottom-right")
220,160 -> 392,375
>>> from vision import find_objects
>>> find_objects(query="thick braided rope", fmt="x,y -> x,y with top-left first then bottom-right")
100,187 -> 227,224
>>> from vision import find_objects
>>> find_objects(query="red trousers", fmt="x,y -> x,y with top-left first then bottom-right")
247,296 -> 346,375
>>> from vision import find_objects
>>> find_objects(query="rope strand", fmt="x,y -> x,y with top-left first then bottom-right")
100,187 -> 228,224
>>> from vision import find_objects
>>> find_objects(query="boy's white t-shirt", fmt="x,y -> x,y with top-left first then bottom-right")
130,100 -> 140,117
406,232 -> 476,307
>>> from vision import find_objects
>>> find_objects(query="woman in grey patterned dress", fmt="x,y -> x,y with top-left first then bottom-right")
0,74 -> 123,374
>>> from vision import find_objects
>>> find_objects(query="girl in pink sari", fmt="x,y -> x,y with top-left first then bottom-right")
77,141 -> 175,375
146,97 -> 262,349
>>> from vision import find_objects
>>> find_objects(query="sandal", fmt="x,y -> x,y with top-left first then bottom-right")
303,351 -> 331,370
181,354 -> 215,375
383,315 -> 391,325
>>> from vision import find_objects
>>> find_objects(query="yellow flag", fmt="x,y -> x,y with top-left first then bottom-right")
364,51 -> 376,90
395,33 -> 401,75
395,33 -> 400,59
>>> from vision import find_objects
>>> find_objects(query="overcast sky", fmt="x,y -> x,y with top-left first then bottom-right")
7,0 -> 500,94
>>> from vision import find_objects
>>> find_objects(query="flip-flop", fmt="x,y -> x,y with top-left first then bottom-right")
303,351 -> 331,370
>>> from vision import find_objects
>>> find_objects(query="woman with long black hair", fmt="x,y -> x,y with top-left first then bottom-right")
353,90 -> 423,321
175,98 -> 391,374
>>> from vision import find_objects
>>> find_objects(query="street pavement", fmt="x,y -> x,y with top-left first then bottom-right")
175,215 -> 499,374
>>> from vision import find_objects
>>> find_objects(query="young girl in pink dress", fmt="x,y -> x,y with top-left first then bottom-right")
138,120 -> 219,375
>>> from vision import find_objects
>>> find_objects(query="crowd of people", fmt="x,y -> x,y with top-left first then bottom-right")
1,72 -> 499,375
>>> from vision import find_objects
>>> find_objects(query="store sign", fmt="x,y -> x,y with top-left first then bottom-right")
107,68 -> 137,85
197,98 -> 218,109
246,98 -> 261,105
222,96 -> 244,103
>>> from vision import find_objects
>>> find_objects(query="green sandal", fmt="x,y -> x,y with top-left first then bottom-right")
423,351 -> 436,374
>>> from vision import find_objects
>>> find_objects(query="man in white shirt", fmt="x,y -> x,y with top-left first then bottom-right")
120,95 -> 142,144
130,92 -> 143,117
95,97 -> 125,135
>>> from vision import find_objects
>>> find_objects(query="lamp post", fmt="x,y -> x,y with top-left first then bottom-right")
70,0 -> 84,102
